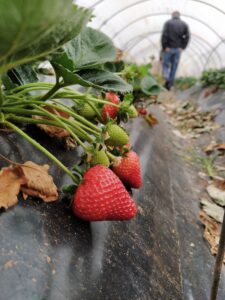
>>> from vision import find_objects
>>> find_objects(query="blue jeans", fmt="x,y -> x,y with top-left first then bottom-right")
162,48 -> 181,89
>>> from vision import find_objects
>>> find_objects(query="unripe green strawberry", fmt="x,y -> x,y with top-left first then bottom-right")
90,150 -> 110,167
128,105 -> 138,118
80,103 -> 96,119
106,124 -> 129,146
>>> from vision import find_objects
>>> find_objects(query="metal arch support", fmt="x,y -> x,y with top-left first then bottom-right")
96,0 -> 225,41
125,35 -> 215,72
90,0 -> 225,18
192,33 -> 222,66
89,0 -> 104,9
132,45 -> 202,75
204,39 -> 225,70
124,32 -> 216,69
124,31 -> 218,62
129,36 -> 204,70
88,0 -> 224,67
111,13 -> 223,41
124,34 -> 159,55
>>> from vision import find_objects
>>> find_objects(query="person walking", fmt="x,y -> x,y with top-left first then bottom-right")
161,11 -> 190,90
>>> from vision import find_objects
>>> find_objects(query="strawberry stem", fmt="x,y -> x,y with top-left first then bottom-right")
32,105 -> 90,152
106,151 -> 116,161
4,121 -> 78,183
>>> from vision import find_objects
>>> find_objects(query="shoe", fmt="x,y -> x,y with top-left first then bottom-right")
165,81 -> 170,91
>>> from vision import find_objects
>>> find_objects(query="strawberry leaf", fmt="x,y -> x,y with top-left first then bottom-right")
140,75 -> 162,95
53,63 -> 133,93
0,1 -> 91,73
3,63 -> 38,89
77,69 -> 133,93
53,27 -> 116,71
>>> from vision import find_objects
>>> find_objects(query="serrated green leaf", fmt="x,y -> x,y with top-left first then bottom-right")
77,69 -> 133,93
53,63 -> 133,93
0,1 -> 91,73
104,61 -> 125,73
53,27 -> 116,71
7,64 -> 38,87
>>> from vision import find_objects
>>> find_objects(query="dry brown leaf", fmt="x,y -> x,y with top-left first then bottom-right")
17,161 -> 58,202
199,211 -> 224,261
0,168 -> 26,209
205,143 -> 217,155
65,136 -> 77,150
204,86 -> 219,98
144,113 -> 159,126
3,260 -> 14,270
33,106 -> 70,138
216,143 -> 225,151
205,143 -> 225,155
214,179 -> 225,191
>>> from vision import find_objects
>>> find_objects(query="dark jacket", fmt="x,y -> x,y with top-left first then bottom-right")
161,17 -> 190,50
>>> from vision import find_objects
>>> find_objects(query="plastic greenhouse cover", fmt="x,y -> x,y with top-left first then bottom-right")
75,0 -> 225,76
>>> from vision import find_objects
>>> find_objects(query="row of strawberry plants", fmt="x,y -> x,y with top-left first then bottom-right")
0,1 -> 143,222
174,76 -> 197,90
201,68 -> 225,89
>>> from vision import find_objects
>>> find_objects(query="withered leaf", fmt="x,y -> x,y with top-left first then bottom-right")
0,168 -> 26,209
144,112 -> 159,126
17,161 -> 58,202
214,179 -> 225,191
199,211 -> 224,261
207,184 -> 225,206
205,143 -> 225,155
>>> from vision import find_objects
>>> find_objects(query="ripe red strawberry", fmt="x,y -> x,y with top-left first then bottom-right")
112,151 -> 142,189
73,165 -> 137,221
105,92 -> 120,103
102,92 -> 120,123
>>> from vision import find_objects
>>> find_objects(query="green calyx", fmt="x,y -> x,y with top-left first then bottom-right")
105,124 -> 129,146
90,149 -> 110,167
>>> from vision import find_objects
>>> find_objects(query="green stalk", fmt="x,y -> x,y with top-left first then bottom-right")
57,116 -> 95,143
72,119 -> 100,136
6,114 -> 94,142
0,75 -> 4,106
16,87 -> 51,96
33,105 -> 89,152
106,151 -> 116,161
12,82 -> 54,93
6,115 -> 71,128
3,100 -> 100,137
2,101 -> 101,136
40,82 -> 61,101
2,107 -> 48,117
4,120 -> 78,183
40,101 -> 101,133
86,100 -> 103,121
54,90 -> 119,107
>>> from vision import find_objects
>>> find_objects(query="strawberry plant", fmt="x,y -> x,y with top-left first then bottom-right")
174,77 -> 197,90
201,68 -> 225,89
0,0 -> 142,222
120,62 -> 163,99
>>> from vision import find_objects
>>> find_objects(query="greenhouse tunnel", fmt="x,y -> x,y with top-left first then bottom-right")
1,0 -> 225,299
